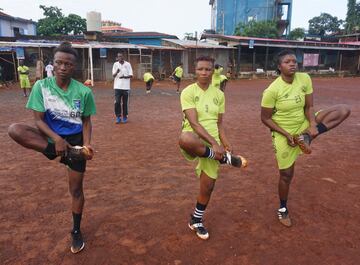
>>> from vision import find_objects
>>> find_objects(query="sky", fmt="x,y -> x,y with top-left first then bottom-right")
1,0 -> 348,38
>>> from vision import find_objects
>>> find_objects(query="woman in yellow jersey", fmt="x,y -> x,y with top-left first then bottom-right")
178,56 -> 247,240
261,50 -> 351,227
143,72 -> 154,94
171,62 -> 183,93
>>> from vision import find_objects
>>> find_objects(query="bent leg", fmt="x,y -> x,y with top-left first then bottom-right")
315,104 -> 351,134
8,123 -> 48,152
179,132 -> 207,157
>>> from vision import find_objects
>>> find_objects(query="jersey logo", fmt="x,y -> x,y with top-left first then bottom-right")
194,96 -> 199,102
301,86 -> 307,93
73,99 -> 81,110
284,94 -> 289,98
213,98 -> 219,105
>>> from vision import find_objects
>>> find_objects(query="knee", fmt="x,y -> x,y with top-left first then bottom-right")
201,183 -> 215,197
280,171 -> 293,185
339,104 -> 351,119
70,186 -> 83,199
8,123 -> 22,141
178,132 -> 196,149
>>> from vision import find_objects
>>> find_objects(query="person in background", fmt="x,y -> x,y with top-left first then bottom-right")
143,72 -> 155,94
45,61 -> 54,77
112,53 -> 133,124
171,62 -> 183,93
17,59 -> 31,97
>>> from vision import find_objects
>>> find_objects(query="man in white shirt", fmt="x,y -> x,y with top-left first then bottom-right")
112,53 -> 133,124
45,61 -> 54,77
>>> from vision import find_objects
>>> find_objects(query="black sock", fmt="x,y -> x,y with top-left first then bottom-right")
280,200 -> 287,210
202,146 -> 215,159
43,142 -> 56,156
192,202 -> 207,222
316,123 -> 328,135
72,212 -> 82,232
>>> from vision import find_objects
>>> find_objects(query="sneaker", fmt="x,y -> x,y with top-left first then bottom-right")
115,117 -> 122,124
294,133 -> 312,154
221,151 -> 248,168
146,90 -> 151,94
66,146 -> 88,160
188,217 -> 209,240
122,117 -> 128,123
277,207 -> 292,227
70,230 -> 85,254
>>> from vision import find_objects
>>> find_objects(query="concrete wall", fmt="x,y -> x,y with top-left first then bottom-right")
0,19 -> 36,37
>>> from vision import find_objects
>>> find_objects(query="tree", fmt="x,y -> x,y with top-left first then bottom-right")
288,28 -> 305,40
234,20 -> 279,38
37,5 -> 86,36
345,0 -> 360,33
308,13 -> 343,36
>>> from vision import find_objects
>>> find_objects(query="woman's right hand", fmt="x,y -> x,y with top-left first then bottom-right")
286,134 -> 296,147
54,137 -> 69,156
212,143 -> 225,160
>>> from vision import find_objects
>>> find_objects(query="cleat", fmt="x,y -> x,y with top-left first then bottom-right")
122,117 -> 128,123
66,146 -> 91,160
294,133 -> 312,154
221,151 -> 248,168
188,217 -> 209,240
70,230 -> 85,254
277,207 -> 292,227
115,117 -> 121,124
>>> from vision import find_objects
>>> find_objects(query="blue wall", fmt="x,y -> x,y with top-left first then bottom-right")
129,38 -> 162,46
214,0 -> 292,35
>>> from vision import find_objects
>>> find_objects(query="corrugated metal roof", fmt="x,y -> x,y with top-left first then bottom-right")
163,39 -> 234,49
0,41 -> 147,49
201,34 -> 360,50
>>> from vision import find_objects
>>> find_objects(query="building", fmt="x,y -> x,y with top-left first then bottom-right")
209,0 -> 292,35
0,11 -> 36,37
102,31 -> 178,46
101,20 -> 133,33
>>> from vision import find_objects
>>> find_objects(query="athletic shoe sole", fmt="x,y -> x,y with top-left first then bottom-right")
70,242 -> 85,254
294,134 -> 312,154
188,223 -> 209,240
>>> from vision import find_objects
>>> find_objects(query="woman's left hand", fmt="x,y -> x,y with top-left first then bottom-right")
306,125 -> 318,138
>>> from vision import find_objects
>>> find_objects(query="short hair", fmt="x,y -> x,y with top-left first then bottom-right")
275,49 -> 296,74
53,42 -> 78,60
195,56 -> 215,66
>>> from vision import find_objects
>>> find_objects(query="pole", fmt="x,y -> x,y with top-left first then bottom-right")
265,46 -> 269,71
12,52 -> 18,82
252,49 -> 256,72
236,45 -> 241,77
89,46 -> 94,86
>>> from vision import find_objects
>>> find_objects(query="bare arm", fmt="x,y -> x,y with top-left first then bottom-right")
82,116 -> 92,146
33,111 -> 69,155
261,107 -> 296,147
304,93 -> 318,137
184,108 -> 224,157
218,114 -> 232,151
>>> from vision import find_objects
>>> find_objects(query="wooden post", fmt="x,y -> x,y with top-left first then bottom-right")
12,52 -> 18,82
89,46 -> 94,85
265,46 -> 269,71
236,45 -> 241,76
252,49 -> 256,72
339,52 -> 343,72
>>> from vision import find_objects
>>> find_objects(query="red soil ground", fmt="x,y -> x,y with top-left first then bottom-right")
0,77 -> 359,265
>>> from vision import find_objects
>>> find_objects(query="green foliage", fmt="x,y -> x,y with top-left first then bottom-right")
345,0 -> 360,33
234,20 -> 279,38
37,5 -> 86,36
308,13 -> 343,36
288,28 -> 305,40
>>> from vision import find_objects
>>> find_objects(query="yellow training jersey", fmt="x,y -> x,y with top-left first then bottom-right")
143,72 -> 154,82
181,83 -> 225,140
261,72 -> 313,133
174,66 -> 183,78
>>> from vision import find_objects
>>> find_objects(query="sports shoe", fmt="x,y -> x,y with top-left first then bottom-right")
66,146 -> 88,160
277,207 -> 292,227
220,151 -> 248,168
122,117 -> 128,123
70,230 -> 85,254
115,117 -> 122,124
294,133 -> 312,154
146,90 -> 151,94
188,216 -> 209,240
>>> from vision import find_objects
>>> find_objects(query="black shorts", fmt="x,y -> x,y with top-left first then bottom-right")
146,79 -> 154,88
173,75 -> 181,83
44,133 -> 86,173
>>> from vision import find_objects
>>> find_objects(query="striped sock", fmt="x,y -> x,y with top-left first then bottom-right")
192,202 -> 207,222
202,146 -> 215,159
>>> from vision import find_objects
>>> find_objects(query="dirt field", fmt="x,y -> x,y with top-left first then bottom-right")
0,77 -> 359,265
